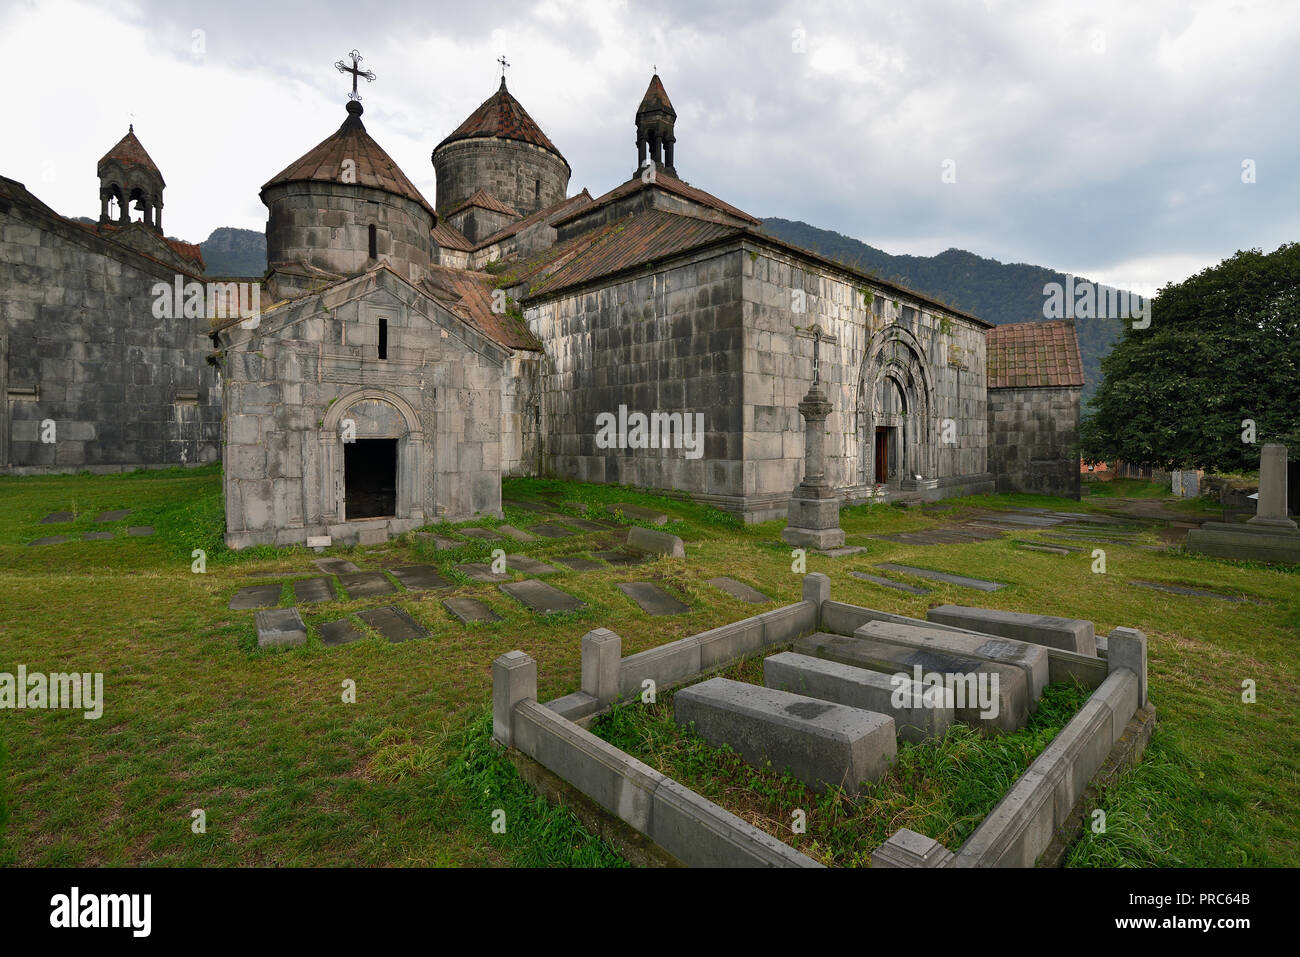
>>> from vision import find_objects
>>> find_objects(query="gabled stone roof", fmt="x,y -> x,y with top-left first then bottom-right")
552,171 -> 760,228
987,320 -> 1085,388
473,189 -> 593,250
447,188 -> 519,219
262,101 -> 435,217
97,127 -> 165,184
430,220 -> 473,252
435,78 -> 568,171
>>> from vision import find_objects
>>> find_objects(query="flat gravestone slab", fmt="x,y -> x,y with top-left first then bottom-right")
456,563 -> 512,583
230,583 -> 283,610
314,557 -> 360,574
876,563 -> 1006,592
978,513 -> 1063,527
319,617 -> 366,647
127,526 -> 154,537
593,550 -> 646,566
82,531 -> 114,541
29,535 -> 69,546
358,605 -> 431,643
814,546 -> 868,557
457,527 -> 503,541
504,499 -> 550,513
292,577 -> 336,604
1128,579 -> 1250,603
555,556 -> 604,571
390,565 -> 453,590
562,501 -> 589,512
95,509 -> 131,522
561,518 -> 610,532
442,597 -> 503,624
927,605 -> 1096,655
497,524 -> 537,542
707,577 -> 772,603
1019,539 -> 1084,552
530,523 -> 575,538
338,571 -> 397,597
39,512 -> 75,524
617,581 -> 690,616
1017,543 -> 1069,555
414,532 -> 459,549
500,579 -> 586,614
607,503 -> 669,525
507,555 -> 558,575
849,571 -> 930,595
256,608 -> 307,650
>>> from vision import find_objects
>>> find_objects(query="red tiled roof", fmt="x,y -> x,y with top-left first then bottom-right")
987,320 -> 1085,388
473,189 -> 593,250
419,264 -> 542,351
521,208 -> 744,297
97,127 -> 164,183
69,220 -> 205,269
447,188 -> 519,219
430,220 -> 472,252
435,78 -> 568,169
638,75 -> 675,116
262,102 -> 435,217
552,172 -> 760,228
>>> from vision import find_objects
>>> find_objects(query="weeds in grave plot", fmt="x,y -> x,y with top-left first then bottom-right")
590,654 -> 1092,866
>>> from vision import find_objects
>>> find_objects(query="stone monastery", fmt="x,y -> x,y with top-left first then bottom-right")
0,60 -> 1085,547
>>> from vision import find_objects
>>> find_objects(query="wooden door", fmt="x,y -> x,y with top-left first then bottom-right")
875,427 -> 889,484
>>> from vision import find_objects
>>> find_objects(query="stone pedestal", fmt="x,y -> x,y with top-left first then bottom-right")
1188,444 -> 1300,564
781,384 -> 845,549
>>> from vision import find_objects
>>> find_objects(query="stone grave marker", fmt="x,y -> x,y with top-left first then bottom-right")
390,565 -> 453,590
592,550 -> 646,566
849,571 -> 930,595
338,571 -> 397,598
82,531 -> 114,541
875,563 -> 1006,591
229,583 -> 283,610
29,536 -> 69,546
456,563 -> 512,583
95,509 -> 131,522
358,605 -> 431,643
292,577 -> 336,604
607,503 -> 669,525
499,579 -> 586,614
256,608 -> 307,649
506,555 -> 558,575
457,527 -> 503,541
706,577 -> 772,603
442,597 -> 503,624
617,582 -> 690,616
529,523 -> 575,539
555,556 -> 604,571
127,526 -> 155,537
314,557 -> 360,575
39,512 -> 75,524
319,617 -> 366,647
497,525 -> 537,542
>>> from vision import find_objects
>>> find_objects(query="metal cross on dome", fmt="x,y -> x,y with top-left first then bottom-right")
497,54 -> 510,80
335,50 -> 376,101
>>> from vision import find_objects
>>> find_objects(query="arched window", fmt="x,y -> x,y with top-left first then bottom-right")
368,224 -> 377,259
378,316 -> 388,360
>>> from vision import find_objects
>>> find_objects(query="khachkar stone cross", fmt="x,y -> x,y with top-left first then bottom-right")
781,329 -> 846,549
335,50 -> 376,101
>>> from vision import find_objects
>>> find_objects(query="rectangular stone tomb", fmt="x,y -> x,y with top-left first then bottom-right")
875,563 -> 1006,591
506,555 -> 558,575
673,677 -> 896,794
530,523 -> 575,539
229,583 -> 283,610
764,652 -> 953,744
499,579 -> 586,614
849,571 -> 930,595
319,617 -> 366,647
854,620 -> 1048,706
255,608 -> 307,650
337,571 -> 396,598
292,577 -> 336,604
456,563 -> 512,583
706,577 -> 772,603
794,632 -> 1028,733
357,605 -> 431,643
314,557 -> 360,575
389,565 -> 453,591
442,597 -> 503,624
926,604 -> 1096,655
617,582 -> 690,616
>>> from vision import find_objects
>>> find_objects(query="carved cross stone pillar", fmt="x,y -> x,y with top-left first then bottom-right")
781,379 -> 845,549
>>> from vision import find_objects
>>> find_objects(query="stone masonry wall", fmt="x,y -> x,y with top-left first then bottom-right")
988,385 -> 1081,498
524,248 -> 744,503
221,271 -> 505,548
0,202 -> 220,473
503,350 -> 543,477
433,139 -> 568,218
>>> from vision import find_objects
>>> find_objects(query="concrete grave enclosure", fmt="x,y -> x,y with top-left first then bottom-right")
491,574 -> 1153,867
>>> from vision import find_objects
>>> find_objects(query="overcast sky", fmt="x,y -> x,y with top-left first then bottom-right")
3,0 -> 1297,293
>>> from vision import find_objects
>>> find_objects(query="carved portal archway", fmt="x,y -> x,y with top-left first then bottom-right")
319,389 -> 426,523
856,326 -> 936,487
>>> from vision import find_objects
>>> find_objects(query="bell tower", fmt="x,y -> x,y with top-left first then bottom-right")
97,125 -> 166,234
635,74 -> 677,179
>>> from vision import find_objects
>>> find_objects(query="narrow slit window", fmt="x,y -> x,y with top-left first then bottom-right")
368,223 -> 377,259
378,316 -> 388,360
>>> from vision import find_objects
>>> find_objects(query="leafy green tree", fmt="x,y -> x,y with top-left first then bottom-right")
1081,243 -> 1300,471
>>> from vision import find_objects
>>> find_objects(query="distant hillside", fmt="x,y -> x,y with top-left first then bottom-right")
760,217 -> 1125,402
201,227 -> 266,277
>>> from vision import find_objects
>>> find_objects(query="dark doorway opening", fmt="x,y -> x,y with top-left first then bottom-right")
344,438 -> 397,519
875,427 -> 891,484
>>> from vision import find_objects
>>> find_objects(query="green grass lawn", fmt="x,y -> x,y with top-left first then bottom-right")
1,466 -> 1296,866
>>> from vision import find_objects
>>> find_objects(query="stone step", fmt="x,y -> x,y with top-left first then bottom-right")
499,579 -> 586,614
926,605 -> 1096,655
764,652 -> 953,744
357,605 -> 431,642
854,620 -> 1049,704
794,632 -> 1028,734
442,596 -> 503,624
706,577 -> 772,604
875,563 -> 1006,591
617,582 -> 690,616
849,571 -> 930,595
673,677 -> 896,794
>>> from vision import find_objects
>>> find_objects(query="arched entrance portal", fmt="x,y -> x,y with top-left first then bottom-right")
319,389 -> 426,524
857,328 -> 936,489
